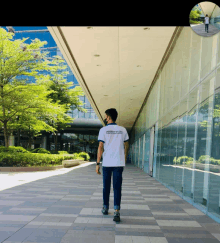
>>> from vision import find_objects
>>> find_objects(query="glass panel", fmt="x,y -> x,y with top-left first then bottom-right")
159,115 -> 171,185
189,31 -> 201,90
144,130 -> 150,174
215,66 -> 220,90
166,118 -> 178,188
138,138 -> 141,168
153,122 -> 158,178
85,111 -> 90,119
184,89 -> 198,200
201,37 -> 213,80
131,144 -> 133,164
156,121 -> 162,180
194,79 -> 214,208
209,88 -> 220,218
135,141 -> 137,166
180,28 -> 191,98
175,100 -> 187,193
140,136 -> 143,170
136,140 -> 138,166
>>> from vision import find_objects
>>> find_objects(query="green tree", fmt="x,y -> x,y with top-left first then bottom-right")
0,28 -> 73,147
37,55 -> 87,151
0,83 -> 65,148
189,6 -> 203,24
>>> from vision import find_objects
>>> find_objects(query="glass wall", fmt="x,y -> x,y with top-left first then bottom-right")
210,5 -> 220,30
139,135 -> 144,170
48,133 -> 98,159
130,28 -> 220,223
209,67 -> 220,216
144,130 -> 150,174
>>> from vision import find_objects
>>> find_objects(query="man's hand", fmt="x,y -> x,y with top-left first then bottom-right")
96,165 -> 101,175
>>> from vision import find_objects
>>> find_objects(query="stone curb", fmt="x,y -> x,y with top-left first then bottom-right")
0,160 -> 90,172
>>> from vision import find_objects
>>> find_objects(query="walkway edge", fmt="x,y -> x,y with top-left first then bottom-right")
0,161 -> 90,172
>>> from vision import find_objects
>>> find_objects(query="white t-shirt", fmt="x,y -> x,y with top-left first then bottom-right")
98,123 -> 129,167
205,17 -> 209,24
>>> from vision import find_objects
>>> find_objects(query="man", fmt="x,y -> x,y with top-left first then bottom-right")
204,14 -> 209,33
96,108 -> 129,222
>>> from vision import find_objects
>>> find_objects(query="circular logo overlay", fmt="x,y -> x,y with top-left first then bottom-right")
189,1 -> 220,37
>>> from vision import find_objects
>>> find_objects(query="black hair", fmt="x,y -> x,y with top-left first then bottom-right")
206,14 -> 208,16
105,108 -> 118,122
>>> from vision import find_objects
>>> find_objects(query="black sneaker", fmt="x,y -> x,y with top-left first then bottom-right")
113,210 -> 120,222
101,207 -> 108,215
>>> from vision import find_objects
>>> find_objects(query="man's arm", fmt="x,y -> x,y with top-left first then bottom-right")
124,141 -> 129,164
97,141 -> 104,163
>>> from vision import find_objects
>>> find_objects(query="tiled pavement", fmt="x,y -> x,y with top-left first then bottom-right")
0,162 -> 220,243
190,23 -> 220,37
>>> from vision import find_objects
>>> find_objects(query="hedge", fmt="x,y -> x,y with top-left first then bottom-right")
0,146 -> 90,167
32,148 -> 51,154
174,155 -> 220,166
78,152 -> 90,161
0,152 -> 83,167
0,146 -> 29,153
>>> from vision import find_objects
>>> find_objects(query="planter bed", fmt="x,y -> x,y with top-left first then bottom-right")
0,160 -> 89,172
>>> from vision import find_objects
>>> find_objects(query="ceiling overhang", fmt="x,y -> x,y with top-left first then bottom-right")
47,26 -> 177,134
199,2 -> 217,17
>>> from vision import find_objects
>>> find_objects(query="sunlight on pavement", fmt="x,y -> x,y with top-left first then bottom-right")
0,162 -> 95,191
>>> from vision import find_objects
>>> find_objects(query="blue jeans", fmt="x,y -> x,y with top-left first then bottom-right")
205,24 -> 209,32
102,166 -> 124,210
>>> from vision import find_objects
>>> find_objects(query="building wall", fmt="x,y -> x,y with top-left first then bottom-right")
210,5 -> 220,30
129,27 -> 220,223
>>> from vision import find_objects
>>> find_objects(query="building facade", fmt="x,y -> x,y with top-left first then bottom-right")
129,28 -> 220,223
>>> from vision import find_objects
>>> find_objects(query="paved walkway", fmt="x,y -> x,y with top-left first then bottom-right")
0,162 -> 220,243
190,23 -> 220,37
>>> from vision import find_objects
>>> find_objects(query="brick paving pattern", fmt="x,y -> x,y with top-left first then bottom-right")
0,163 -> 220,243
190,23 -> 220,37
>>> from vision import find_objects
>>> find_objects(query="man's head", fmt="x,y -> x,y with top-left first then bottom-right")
206,14 -> 208,16
105,108 -> 118,124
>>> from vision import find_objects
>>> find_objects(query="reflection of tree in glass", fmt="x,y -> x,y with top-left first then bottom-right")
172,93 -> 220,170
199,94 -> 220,136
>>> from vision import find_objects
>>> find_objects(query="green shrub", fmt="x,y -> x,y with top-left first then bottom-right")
185,160 -> 193,165
176,156 -> 189,165
78,152 -> 90,161
215,160 -> 220,165
198,155 -> 210,164
0,146 -> 29,153
58,151 -> 69,154
32,148 -> 51,154
0,152 -> 77,167
190,20 -> 203,24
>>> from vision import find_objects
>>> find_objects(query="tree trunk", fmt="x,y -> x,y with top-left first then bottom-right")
3,121 -> 9,147
55,132 -> 58,151
28,126 -> 32,149
28,136 -> 32,149
17,129 -> 20,146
